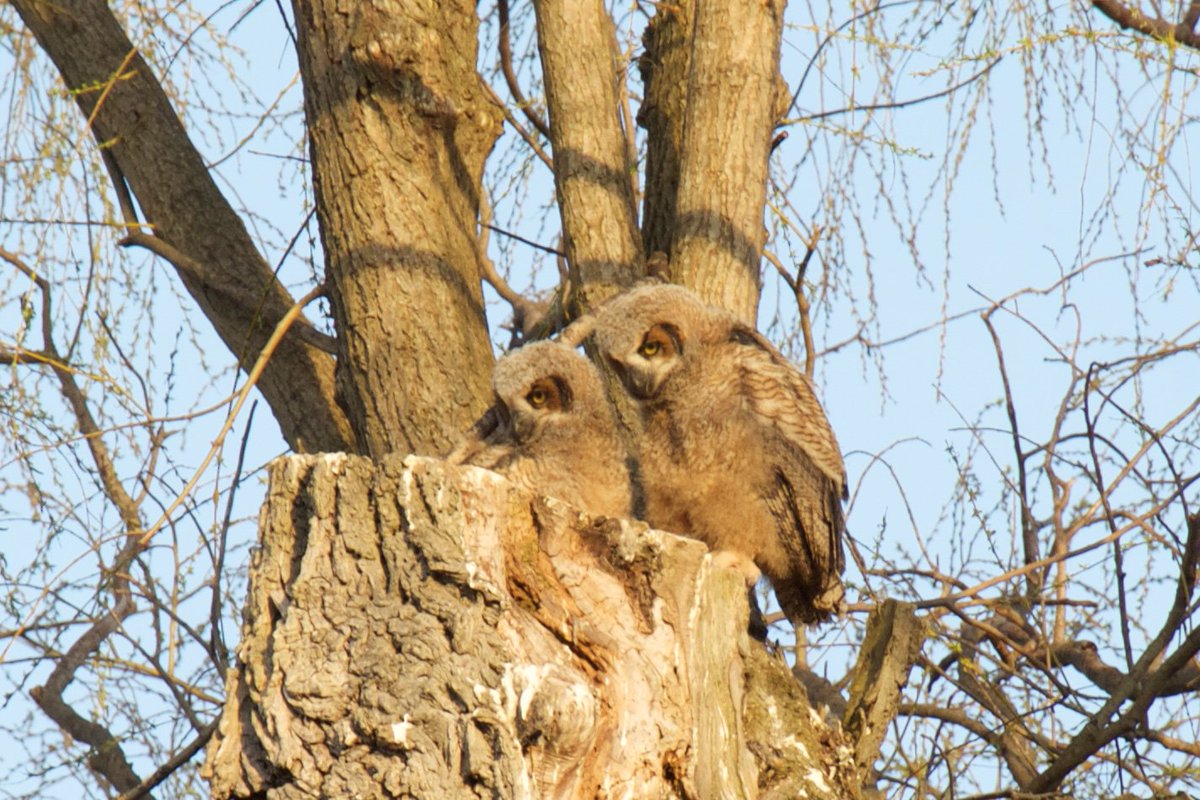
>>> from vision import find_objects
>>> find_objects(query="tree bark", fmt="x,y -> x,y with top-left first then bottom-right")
638,0 -> 789,324
842,600 -> 923,791
204,454 -> 861,798
11,0 -> 354,454
533,0 -> 642,313
292,0 -> 502,458
639,1 -> 693,265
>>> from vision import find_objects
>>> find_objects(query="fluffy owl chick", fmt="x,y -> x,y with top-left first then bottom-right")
593,284 -> 847,625
447,340 -> 632,519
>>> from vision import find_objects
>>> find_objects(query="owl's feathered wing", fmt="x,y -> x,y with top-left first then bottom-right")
730,325 -> 847,623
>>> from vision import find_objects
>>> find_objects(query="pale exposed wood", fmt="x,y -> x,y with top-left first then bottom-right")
532,0 -> 642,313
292,0 -> 501,457
204,454 -> 860,798
10,0 -> 354,453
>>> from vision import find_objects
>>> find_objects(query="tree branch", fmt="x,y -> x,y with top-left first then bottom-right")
497,0 -> 551,140
667,0 -> 786,322
1090,0 -> 1200,49
30,598 -> 141,794
10,0 -> 353,452
1031,620 -> 1200,793
119,231 -> 337,355
115,720 -> 218,800
5,246 -> 151,792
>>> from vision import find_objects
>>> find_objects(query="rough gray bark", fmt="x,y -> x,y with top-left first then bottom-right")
638,0 -> 789,324
292,0 -> 502,458
204,454 -> 861,798
533,0 -> 642,313
10,0 -> 354,454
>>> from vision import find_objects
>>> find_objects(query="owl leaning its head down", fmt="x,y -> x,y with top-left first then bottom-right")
447,340 -> 633,519
593,283 -> 847,627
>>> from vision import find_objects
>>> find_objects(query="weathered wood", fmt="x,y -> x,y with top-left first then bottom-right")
204,454 -> 860,798
842,599 -> 923,790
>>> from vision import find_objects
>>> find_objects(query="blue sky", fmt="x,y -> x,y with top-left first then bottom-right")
1,0 -> 1198,795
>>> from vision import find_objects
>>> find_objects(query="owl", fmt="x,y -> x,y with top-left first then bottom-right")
592,284 -> 846,626
447,340 -> 633,519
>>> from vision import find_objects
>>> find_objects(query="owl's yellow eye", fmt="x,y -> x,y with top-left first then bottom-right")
639,339 -> 662,357
528,387 -> 548,407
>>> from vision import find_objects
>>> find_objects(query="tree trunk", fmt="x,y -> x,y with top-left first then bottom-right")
203,454 -> 861,798
638,0 -> 789,324
292,0 -> 502,457
533,0 -> 643,313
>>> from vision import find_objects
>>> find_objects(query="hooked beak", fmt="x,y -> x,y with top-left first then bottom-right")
626,370 -> 658,399
512,413 -> 536,442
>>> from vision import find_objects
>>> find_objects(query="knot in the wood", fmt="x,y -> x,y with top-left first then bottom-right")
511,663 -> 597,759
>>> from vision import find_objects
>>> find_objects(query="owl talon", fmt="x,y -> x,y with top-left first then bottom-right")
710,549 -> 761,587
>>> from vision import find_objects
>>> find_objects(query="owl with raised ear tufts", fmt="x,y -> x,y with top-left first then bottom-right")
592,283 -> 847,626
447,340 -> 633,519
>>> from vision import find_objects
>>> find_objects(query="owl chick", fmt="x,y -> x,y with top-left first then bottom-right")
447,340 -> 633,519
593,284 -> 847,626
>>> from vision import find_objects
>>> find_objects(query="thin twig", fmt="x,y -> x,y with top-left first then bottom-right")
484,82 -> 554,171
497,0 -> 551,139
483,223 -> 565,256
981,310 -> 1037,596
119,231 -> 336,354
137,284 -> 327,548
789,58 -> 1003,126
762,225 -> 819,377
114,720 -> 218,800
1082,362 -> 1134,672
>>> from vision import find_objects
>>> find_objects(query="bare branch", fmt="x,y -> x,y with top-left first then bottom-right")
30,598 -> 141,794
114,720 -> 217,800
497,0 -> 551,140
10,0 -> 352,451
1090,0 -> 1200,49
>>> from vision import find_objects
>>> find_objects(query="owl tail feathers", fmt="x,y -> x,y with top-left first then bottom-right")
777,576 -> 847,628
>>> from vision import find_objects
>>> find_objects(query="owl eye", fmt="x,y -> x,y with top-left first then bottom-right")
639,339 -> 662,357
527,387 -> 549,407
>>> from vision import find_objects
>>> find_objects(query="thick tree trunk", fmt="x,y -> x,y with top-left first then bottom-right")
204,454 -> 861,798
292,0 -> 502,457
11,0 -> 354,454
638,0 -> 789,324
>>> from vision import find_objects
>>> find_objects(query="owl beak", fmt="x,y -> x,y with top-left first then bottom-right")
626,371 -> 657,399
606,356 -> 650,399
512,414 -> 535,442
488,402 -> 515,442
